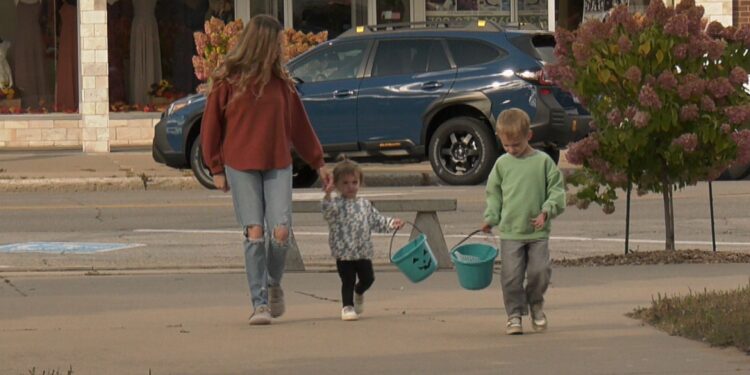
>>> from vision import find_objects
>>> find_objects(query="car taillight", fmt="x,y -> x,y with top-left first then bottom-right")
515,69 -> 554,86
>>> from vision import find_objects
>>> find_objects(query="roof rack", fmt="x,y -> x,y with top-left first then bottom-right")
340,19 -> 504,37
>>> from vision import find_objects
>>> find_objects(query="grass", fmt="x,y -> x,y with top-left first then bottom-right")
628,282 -> 750,354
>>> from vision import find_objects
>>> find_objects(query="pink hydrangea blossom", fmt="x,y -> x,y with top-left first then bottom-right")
672,133 -> 699,153
701,95 -> 717,112
730,129 -> 750,166
572,42 -> 592,64
720,25 -> 738,41
657,71 -> 677,89
673,44 -> 688,60
633,111 -> 651,128
706,21 -> 724,38
566,136 -> 600,165
706,39 -> 726,60
724,105 -> 750,124
721,123 -> 732,134
638,85 -> 662,109
679,104 -> 699,121
624,66 -> 642,84
607,108 -> 623,124
707,77 -> 734,99
646,0 -> 672,25
730,67 -> 748,86
617,35 -> 633,53
624,106 -> 638,120
664,14 -> 689,38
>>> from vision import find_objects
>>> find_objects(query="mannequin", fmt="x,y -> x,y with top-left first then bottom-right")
13,0 -> 49,108
0,41 -> 13,90
56,0 -> 79,111
129,0 -> 162,106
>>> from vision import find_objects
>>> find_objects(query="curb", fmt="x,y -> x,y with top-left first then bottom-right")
0,173 -> 441,192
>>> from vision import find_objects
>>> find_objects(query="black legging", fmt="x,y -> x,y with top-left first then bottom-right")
336,259 -> 375,307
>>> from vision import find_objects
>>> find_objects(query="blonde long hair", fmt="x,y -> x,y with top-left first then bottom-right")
209,15 -> 293,99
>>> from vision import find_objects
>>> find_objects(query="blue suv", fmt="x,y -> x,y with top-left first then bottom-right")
153,21 -> 590,188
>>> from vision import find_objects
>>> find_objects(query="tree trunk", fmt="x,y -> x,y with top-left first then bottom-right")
661,168 -> 676,251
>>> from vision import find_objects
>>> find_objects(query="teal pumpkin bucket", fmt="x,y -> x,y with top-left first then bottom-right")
389,223 -> 438,283
450,230 -> 499,290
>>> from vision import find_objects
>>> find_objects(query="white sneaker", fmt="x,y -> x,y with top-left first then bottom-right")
249,305 -> 272,325
506,316 -> 522,335
341,306 -> 359,321
531,304 -> 547,332
354,293 -> 364,315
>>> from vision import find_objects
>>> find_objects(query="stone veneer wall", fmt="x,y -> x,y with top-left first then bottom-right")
696,0 -> 733,25
79,0 -> 110,152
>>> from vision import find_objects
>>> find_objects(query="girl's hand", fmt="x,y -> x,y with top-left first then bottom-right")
317,166 -> 333,191
391,218 -> 405,230
531,212 -> 547,230
480,223 -> 493,233
213,173 -> 229,192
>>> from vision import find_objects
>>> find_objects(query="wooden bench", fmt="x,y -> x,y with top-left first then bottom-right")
285,199 -> 457,271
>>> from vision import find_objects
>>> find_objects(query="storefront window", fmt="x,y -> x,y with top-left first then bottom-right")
426,0 -> 548,30
377,0 -> 410,24
293,0 -> 366,38
251,0 -> 284,23
108,0 -> 235,111
0,0 -> 76,114
426,0 -> 511,25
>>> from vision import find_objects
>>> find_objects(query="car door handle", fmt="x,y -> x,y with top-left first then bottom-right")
333,90 -> 355,98
421,81 -> 443,90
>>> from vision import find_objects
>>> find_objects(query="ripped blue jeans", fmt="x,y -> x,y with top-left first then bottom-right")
225,165 -> 292,308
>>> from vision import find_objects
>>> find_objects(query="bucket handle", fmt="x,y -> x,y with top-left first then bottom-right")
388,220 -> 424,261
450,229 -> 500,254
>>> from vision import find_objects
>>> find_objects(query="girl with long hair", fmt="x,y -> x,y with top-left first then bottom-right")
201,15 -> 332,325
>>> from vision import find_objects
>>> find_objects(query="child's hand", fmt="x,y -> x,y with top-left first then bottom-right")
391,218 -> 405,230
322,180 -> 336,196
481,223 -> 493,233
531,212 -> 547,230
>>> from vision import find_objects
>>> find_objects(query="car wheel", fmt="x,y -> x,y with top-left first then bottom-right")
293,164 -> 319,188
429,116 -> 499,185
190,137 -> 216,190
542,147 -> 560,164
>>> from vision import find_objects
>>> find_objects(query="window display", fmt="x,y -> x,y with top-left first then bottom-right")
109,0 -> 235,111
294,0 -> 366,39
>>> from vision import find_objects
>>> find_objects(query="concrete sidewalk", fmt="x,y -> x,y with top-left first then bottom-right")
1,264 -> 749,374
0,149 -> 439,191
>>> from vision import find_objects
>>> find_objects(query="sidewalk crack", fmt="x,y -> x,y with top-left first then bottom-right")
0,276 -> 28,297
294,291 -> 339,303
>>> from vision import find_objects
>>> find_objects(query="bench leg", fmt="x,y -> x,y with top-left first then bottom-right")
284,229 -> 306,271
410,211 -> 452,269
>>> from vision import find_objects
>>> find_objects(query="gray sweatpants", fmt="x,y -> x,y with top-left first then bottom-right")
500,239 -> 551,318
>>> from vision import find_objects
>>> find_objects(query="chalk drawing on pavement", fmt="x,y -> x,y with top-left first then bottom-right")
0,242 -> 145,254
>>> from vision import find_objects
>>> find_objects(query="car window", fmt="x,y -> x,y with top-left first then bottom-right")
371,40 -> 449,77
447,40 -> 504,67
291,41 -> 368,83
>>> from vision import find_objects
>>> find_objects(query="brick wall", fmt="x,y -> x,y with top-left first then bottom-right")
735,0 -> 750,26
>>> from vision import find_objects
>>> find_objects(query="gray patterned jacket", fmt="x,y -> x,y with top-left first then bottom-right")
321,196 -> 394,260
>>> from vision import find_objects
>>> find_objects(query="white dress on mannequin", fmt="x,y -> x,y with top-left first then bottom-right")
129,0 -> 162,106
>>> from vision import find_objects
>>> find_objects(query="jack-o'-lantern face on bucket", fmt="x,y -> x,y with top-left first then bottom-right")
412,249 -> 433,271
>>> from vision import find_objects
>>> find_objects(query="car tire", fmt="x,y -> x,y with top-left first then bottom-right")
190,137 -> 216,190
293,164 -> 319,188
542,147 -> 560,164
429,116 -> 499,185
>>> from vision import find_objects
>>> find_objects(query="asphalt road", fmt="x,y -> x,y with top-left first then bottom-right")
0,182 -> 748,271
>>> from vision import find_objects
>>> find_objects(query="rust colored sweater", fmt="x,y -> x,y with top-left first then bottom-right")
201,76 -> 324,175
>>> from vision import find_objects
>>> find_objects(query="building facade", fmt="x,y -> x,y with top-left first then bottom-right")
0,0 -> 740,151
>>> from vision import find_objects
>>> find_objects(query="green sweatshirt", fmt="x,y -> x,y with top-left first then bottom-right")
483,150 -> 566,240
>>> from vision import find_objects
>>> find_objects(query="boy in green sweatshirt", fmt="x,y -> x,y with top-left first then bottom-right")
481,108 -> 566,335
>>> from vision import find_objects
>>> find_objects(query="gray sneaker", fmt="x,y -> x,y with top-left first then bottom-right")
269,286 -> 285,318
530,304 -> 547,332
354,293 -> 364,315
506,316 -> 523,335
249,305 -> 272,325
